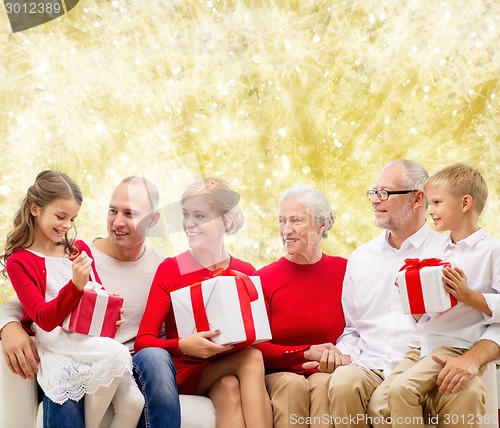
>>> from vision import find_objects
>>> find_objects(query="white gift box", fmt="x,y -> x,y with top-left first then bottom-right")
171,274 -> 272,346
397,258 -> 457,315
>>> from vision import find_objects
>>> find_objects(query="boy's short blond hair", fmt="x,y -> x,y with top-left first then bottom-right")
424,163 -> 488,215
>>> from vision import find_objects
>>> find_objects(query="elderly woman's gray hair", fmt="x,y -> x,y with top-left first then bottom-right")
279,186 -> 335,238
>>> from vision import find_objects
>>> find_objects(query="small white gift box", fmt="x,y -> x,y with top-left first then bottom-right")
171,272 -> 272,346
397,258 -> 457,315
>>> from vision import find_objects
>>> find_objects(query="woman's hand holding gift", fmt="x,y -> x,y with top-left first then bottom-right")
178,330 -> 234,359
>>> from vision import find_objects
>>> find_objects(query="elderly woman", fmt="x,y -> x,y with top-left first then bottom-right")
255,186 -> 347,428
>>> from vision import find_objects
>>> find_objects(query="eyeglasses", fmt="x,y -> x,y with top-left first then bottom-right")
366,189 -> 418,201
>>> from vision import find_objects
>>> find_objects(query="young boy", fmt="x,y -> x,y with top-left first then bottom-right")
370,163 -> 500,428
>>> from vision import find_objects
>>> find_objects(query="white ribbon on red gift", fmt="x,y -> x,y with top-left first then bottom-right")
85,282 -> 112,336
62,279 -> 123,338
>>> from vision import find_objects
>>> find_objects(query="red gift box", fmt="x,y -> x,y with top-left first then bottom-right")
171,269 -> 272,346
397,258 -> 458,314
62,282 -> 123,338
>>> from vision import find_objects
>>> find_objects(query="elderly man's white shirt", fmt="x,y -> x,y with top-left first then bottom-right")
409,228 -> 500,355
336,221 -> 446,375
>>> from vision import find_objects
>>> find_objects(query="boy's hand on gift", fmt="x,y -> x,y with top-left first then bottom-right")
178,330 -> 234,358
71,251 -> 93,290
442,267 -> 471,304
432,353 -> 479,393
443,267 -> 491,315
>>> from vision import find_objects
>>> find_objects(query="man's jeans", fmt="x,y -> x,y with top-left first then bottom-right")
43,348 -> 180,428
133,348 -> 181,428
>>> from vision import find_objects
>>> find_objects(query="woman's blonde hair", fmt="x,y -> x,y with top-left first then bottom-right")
1,170 -> 82,275
181,177 -> 244,235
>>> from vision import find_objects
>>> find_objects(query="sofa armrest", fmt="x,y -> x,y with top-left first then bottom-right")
0,340 -> 39,428
483,362 -> 498,428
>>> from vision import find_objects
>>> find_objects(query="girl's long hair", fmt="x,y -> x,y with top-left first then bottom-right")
1,170 -> 83,276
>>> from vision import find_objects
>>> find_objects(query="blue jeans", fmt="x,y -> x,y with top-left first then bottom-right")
43,395 -> 85,428
43,348 -> 180,428
133,348 -> 181,428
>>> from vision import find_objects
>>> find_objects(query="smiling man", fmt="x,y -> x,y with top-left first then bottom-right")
0,176 -> 181,428
323,160 -> 447,428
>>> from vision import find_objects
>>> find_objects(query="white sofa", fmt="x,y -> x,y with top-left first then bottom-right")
0,341 -> 216,428
1,340 -> 498,428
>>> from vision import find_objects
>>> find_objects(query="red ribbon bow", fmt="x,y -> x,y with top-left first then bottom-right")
398,258 -> 448,271
189,269 -> 258,345
398,258 -> 454,314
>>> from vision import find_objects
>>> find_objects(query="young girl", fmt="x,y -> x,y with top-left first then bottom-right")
135,177 -> 273,428
1,170 -> 144,428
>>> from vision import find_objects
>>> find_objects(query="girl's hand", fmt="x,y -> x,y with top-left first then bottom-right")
178,330 -> 234,359
443,267 -> 471,304
71,251 -> 92,290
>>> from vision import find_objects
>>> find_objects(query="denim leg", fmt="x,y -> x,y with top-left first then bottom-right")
132,348 -> 181,428
42,394 -> 85,428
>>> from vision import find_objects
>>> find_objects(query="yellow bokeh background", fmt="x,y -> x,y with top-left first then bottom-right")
1,0 -> 499,305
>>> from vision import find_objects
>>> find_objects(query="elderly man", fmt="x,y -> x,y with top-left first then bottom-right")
0,176 -> 181,428
322,160 -> 498,427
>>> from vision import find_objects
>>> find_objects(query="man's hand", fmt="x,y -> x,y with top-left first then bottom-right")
303,343 -> 338,361
432,353 -> 480,394
115,307 -> 125,332
1,322 -> 39,380
302,349 -> 351,373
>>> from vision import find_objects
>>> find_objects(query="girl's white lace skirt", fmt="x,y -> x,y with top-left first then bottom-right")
33,325 -> 133,404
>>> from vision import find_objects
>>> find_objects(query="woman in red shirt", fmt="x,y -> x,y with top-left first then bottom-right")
255,186 -> 347,428
135,177 -> 272,428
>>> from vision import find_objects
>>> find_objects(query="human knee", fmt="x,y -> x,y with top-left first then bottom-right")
308,372 -> 329,392
113,385 -> 145,419
210,375 -> 241,408
132,348 -> 176,382
367,389 -> 389,421
327,366 -> 372,405
440,382 -> 486,411
328,368 -> 359,395
127,386 -> 145,417
238,347 -> 265,376
386,376 -> 418,409
272,373 -> 309,397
